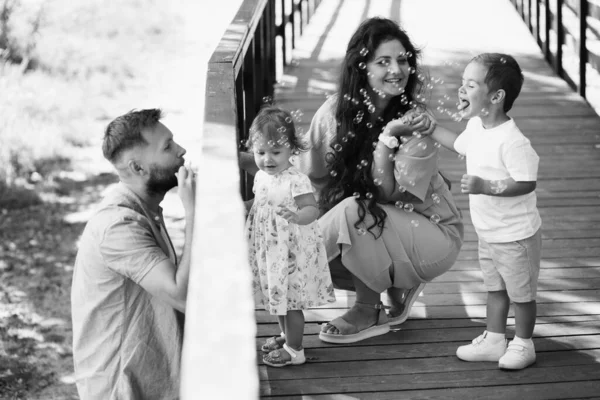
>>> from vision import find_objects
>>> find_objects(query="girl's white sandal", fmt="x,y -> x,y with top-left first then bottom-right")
263,343 -> 306,367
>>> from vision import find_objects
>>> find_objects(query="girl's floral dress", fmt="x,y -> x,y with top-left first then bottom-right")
246,167 -> 335,315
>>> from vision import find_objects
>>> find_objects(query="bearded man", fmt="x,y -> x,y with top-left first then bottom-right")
71,109 -> 195,400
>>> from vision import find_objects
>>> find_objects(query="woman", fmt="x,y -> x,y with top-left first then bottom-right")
295,17 -> 464,343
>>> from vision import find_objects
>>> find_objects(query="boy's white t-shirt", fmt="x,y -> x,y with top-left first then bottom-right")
454,117 -> 541,243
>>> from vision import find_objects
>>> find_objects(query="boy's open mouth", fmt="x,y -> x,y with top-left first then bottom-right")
458,98 -> 470,112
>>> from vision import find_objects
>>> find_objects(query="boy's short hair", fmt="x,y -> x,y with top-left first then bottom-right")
102,108 -> 162,163
471,53 -> 523,113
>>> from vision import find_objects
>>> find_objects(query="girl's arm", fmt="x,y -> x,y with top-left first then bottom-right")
244,199 -> 254,217
277,193 -> 319,225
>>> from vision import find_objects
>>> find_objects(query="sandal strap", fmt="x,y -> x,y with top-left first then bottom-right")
355,301 -> 385,310
283,343 -> 299,358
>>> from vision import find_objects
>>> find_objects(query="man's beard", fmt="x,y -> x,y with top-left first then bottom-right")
146,164 -> 178,194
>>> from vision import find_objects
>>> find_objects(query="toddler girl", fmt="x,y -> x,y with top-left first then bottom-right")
245,106 -> 336,368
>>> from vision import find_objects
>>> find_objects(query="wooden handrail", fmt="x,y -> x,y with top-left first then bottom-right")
510,0 -> 599,101
204,0 -> 322,200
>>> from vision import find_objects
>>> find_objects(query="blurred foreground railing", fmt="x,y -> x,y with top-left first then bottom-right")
510,0 -> 600,106
204,0 -> 323,200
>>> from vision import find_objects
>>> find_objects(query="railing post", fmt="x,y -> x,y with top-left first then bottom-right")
579,0 -> 588,98
527,0 -> 533,32
268,0 -> 276,91
556,0 -> 563,75
278,0 -> 287,67
545,0 -> 551,63
536,0 -> 541,46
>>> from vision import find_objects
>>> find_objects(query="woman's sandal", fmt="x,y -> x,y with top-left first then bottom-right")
261,332 -> 285,353
263,343 -> 306,368
386,283 -> 425,326
318,301 -> 390,344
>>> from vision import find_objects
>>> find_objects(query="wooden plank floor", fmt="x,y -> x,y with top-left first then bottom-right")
256,0 -> 600,398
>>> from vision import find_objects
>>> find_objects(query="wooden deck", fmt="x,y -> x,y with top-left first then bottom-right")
255,0 -> 600,398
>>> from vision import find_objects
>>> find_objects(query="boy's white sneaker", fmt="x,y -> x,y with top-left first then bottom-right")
456,331 -> 507,362
499,337 -> 536,370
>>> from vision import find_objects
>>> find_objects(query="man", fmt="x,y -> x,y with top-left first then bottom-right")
71,109 -> 195,399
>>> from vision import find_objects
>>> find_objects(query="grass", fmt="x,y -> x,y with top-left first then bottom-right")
0,0 -> 188,205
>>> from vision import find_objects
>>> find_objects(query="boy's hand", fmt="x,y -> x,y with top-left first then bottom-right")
461,174 -> 488,194
276,207 -> 299,224
383,110 -> 436,137
404,109 -> 436,135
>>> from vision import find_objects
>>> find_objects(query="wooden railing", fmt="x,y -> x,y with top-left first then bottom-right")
204,0 -> 323,199
510,0 -> 600,102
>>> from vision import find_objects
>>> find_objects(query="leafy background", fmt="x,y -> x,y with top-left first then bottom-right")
0,0 -> 208,398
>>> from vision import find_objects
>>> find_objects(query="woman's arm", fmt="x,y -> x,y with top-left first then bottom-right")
372,114 -> 433,201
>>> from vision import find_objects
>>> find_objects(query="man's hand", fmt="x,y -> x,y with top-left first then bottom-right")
276,207 -> 300,224
177,165 -> 196,214
461,174 -> 489,194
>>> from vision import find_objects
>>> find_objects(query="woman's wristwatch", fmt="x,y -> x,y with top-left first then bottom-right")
378,133 -> 399,149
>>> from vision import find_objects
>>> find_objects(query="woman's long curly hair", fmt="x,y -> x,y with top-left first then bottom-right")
319,17 -> 426,238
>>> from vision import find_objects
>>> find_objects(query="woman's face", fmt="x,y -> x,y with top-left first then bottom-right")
366,39 -> 410,100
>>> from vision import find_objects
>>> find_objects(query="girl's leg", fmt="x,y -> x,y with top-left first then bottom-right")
284,310 -> 305,351
514,300 -> 536,338
261,316 -> 287,352
275,315 -> 286,346
277,316 -> 286,334
263,311 -> 307,366
486,290 -> 510,334
322,272 -> 381,334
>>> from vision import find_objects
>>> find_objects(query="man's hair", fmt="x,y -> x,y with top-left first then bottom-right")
471,53 -> 524,112
102,108 -> 163,163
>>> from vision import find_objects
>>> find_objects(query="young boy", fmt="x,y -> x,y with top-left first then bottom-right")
431,53 -> 542,370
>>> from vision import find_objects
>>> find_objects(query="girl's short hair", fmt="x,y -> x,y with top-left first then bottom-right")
246,106 -> 308,152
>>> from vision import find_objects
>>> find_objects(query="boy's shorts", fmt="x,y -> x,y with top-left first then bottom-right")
478,229 -> 542,302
